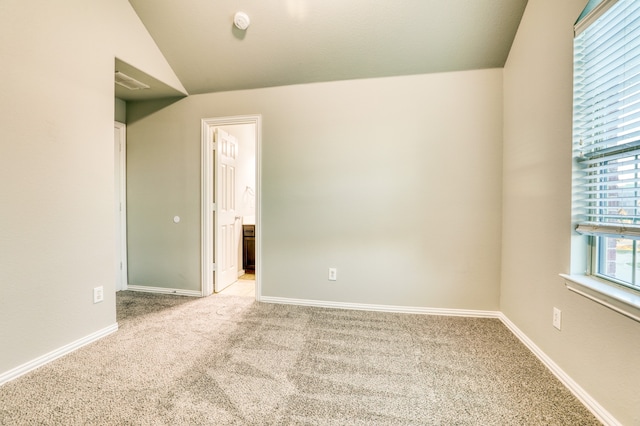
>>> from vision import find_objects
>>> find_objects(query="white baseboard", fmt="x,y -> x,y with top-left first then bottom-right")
498,313 -> 620,426
127,285 -> 201,297
0,293 -> 621,425
259,296 -> 501,318
0,323 -> 118,386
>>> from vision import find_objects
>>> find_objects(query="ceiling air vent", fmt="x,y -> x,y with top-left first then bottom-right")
115,71 -> 150,90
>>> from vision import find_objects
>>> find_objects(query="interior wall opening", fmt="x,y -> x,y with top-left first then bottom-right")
201,115 -> 261,300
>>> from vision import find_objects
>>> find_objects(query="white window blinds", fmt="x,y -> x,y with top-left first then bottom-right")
574,0 -> 640,238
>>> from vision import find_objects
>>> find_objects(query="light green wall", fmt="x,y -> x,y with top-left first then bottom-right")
502,0 -> 640,424
0,0 -> 183,376
127,69 -> 504,309
2,0 -> 634,421
115,98 -> 127,123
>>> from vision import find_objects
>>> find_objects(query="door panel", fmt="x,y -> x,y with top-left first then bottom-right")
214,128 -> 239,292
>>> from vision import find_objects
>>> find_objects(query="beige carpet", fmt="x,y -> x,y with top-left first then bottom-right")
0,291 -> 600,425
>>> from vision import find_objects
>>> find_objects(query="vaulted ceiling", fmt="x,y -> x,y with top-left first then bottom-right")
124,0 -> 528,97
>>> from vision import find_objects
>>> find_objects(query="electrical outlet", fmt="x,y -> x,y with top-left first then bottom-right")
553,307 -> 562,330
328,268 -> 337,281
93,286 -> 104,304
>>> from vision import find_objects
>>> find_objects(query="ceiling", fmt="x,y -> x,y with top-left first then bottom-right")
123,0 -> 528,98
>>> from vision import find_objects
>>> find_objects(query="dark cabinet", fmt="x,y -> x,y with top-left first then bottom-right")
243,225 -> 255,271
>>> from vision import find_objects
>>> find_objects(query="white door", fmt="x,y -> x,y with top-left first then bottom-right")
114,122 -> 127,291
214,128 -> 239,292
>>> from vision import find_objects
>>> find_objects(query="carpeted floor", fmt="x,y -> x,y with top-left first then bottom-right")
0,290 -> 600,425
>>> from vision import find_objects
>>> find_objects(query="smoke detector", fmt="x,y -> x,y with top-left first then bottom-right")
234,12 -> 250,30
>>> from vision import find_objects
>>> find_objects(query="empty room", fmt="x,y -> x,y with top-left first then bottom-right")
0,0 -> 638,424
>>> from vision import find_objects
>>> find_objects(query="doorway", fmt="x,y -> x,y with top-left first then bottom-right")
201,115 -> 260,300
114,121 -> 128,291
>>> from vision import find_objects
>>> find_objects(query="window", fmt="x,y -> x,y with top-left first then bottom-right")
573,0 -> 640,295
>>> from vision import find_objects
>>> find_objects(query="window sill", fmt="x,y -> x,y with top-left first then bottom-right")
560,274 -> 640,323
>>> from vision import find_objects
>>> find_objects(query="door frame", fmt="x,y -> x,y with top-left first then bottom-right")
114,121 -> 128,291
201,115 -> 261,299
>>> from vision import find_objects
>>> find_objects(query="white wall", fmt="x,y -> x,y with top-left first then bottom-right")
502,0 -> 640,424
0,0 -> 183,377
127,69 -> 504,309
